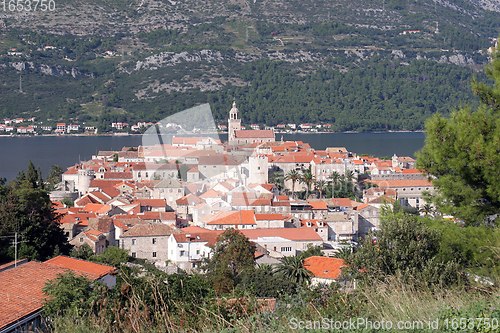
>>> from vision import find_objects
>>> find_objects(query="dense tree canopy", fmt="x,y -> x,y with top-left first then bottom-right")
0,161 -> 71,263
204,228 -> 256,294
416,48 -> 500,225
347,207 -> 462,287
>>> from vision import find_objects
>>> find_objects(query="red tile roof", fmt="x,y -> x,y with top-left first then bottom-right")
89,180 -> 123,188
205,210 -> 256,225
83,203 -> 106,213
402,169 -> 425,174
89,191 -> 111,203
370,179 -> 433,188
255,214 -> 285,221
180,226 -> 212,233
355,203 -> 370,210
99,186 -> 121,198
121,224 -> 181,237
364,187 -> 398,197
234,129 -> 274,138
232,198 -> 272,206
308,201 -> 328,210
103,172 -> 133,180
0,262 -> 68,329
173,231 -> 219,246
0,258 -> 115,330
330,198 -> 352,207
303,256 -> 344,280
45,256 -> 116,279
132,199 -> 167,207
83,229 -> 104,242
51,201 -> 65,209
138,211 -> 176,221
75,195 -> 99,206
176,194 -> 205,206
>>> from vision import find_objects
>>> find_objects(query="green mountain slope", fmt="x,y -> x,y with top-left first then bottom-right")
0,0 -> 497,131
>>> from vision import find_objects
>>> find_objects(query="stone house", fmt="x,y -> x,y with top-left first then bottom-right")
120,224 -> 182,267
70,230 -> 107,254
167,231 -> 218,272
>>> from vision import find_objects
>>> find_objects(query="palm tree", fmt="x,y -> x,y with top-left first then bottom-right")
420,203 -> 433,216
275,256 -> 313,285
345,169 -> 356,183
257,263 -> 274,273
328,171 -> 341,198
300,166 -> 315,199
343,169 -> 358,197
285,169 -> 300,199
269,170 -> 284,192
315,179 -> 327,199
333,247 -> 352,260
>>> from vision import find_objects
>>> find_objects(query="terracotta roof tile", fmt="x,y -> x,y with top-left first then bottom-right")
303,256 -> 344,280
44,256 -> 116,279
75,196 -> 98,206
89,191 -> 111,202
308,201 -> 328,210
0,258 -> 115,330
121,224 -> 181,237
402,169 -> 425,174
234,129 -> 274,138
103,172 -> 133,180
204,211 -> 256,225
132,199 -> 167,207
370,179 -> 433,188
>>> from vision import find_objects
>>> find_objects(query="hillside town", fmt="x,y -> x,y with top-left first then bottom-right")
50,102 -> 433,273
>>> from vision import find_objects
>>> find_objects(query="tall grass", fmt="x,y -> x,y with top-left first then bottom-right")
47,273 -> 500,333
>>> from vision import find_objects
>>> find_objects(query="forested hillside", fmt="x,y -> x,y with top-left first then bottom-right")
0,0 -> 497,131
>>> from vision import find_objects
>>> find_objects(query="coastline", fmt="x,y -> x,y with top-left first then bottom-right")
0,129 -> 426,138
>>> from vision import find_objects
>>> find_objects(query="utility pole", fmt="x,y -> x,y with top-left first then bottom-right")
19,75 -> 22,93
14,232 -> 18,267
246,26 -> 248,43
0,232 -> 25,267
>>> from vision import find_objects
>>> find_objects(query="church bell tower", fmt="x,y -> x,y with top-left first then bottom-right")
228,101 -> 241,142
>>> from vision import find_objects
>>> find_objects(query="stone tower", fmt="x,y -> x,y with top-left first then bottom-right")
77,168 -> 95,196
228,101 -> 241,142
248,155 -> 268,185
392,154 -> 399,168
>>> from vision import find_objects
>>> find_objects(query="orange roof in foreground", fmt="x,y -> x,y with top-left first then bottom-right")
0,262 -> 67,330
45,256 -> 116,279
303,256 -> 344,280
0,257 -> 115,330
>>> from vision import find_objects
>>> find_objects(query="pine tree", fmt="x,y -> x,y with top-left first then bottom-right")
416,47 -> 500,225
